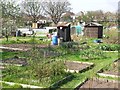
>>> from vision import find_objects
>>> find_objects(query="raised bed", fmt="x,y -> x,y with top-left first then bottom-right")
1,56 -> 27,66
0,46 -> 29,51
2,74 -> 74,88
75,78 -> 119,89
97,59 -> 120,78
1,81 -> 42,88
2,44 -> 48,50
65,61 -> 94,73
103,51 -> 118,52
49,75 -> 74,89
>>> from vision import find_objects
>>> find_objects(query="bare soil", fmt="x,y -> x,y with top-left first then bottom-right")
65,61 -> 93,72
2,56 -> 27,66
78,78 -> 119,88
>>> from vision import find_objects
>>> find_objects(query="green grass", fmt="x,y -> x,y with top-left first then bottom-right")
59,52 -> 118,88
1,82 -> 23,88
1,51 -> 71,88
1,46 -> 119,89
96,74 -> 120,81
1,36 -> 50,44
1,51 -> 26,60
2,65 -> 71,88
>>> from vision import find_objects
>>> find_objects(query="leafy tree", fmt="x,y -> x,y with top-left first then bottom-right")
76,10 -> 117,28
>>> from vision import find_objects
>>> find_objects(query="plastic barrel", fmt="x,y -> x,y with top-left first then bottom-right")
52,36 -> 58,45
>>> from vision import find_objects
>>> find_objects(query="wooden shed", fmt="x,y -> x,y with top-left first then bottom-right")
57,22 -> 71,42
84,22 -> 103,38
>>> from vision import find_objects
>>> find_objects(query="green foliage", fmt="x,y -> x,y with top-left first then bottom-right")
79,48 -> 107,60
96,44 -> 119,51
59,42 -> 79,54
10,84 -> 23,88
1,36 -> 50,44
2,51 -> 25,60
3,66 -> 20,75
27,48 -> 67,82
2,82 -> 23,88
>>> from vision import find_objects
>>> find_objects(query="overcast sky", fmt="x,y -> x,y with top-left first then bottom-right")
17,0 -> 119,13
68,0 -> 119,13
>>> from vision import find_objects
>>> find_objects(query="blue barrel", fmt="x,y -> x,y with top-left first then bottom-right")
52,36 -> 58,45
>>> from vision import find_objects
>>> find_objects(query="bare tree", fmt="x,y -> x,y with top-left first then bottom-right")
42,0 -> 71,25
21,0 -> 44,23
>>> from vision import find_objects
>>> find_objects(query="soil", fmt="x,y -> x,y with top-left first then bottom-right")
2,56 -> 27,66
78,78 -> 119,89
65,61 -> 92,72
103,59 -> 120,76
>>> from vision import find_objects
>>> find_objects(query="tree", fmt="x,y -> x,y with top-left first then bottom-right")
61,12 -> 74,22
21,0 -> 44,23
42,0 -> 71,25
1,0 -> 20,40
1,0 -> 20,19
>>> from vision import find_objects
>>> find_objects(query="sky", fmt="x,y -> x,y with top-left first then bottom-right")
17,0 -> 119,14
68,0 -> 119,14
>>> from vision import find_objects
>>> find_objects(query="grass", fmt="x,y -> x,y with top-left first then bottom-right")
1,51 -> 72,88
96,74 -> 120,81
1,50 -> 118,88
59,52 -> 118,88
1,41 -> 119,89
2,65 -> 71,88
1,82 -> 23,88
1,36 -> 50,44
1,51 -> 26,60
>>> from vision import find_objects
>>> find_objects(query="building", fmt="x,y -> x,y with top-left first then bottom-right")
84,22 -> 103,38
57,22 -> 71,42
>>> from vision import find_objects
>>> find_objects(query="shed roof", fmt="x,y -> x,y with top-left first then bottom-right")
57,22 -> 70,27
85,22 -> 102,27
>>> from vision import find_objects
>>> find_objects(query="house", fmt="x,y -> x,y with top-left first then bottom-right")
84,22 -> 103,38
